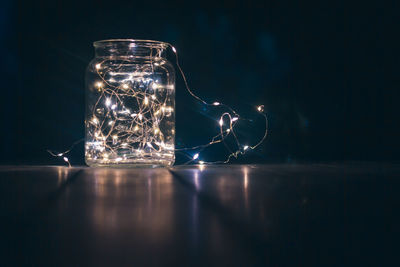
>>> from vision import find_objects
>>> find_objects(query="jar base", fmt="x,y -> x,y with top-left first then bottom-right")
85,158 -> 174,168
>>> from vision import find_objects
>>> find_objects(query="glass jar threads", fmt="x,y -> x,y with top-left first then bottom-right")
85,39 -> 175,167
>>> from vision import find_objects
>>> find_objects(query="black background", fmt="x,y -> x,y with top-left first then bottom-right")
0,0 -> 397,165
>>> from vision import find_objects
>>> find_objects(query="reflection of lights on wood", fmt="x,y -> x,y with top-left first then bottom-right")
243,167 -> 249,189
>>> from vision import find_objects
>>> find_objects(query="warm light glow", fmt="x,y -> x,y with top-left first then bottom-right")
49,42 -> 268,167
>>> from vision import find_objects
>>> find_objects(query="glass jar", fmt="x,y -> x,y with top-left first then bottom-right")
85,39 -> 175,167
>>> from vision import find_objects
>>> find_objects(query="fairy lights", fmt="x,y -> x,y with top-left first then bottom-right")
48,40 -> 268,166
171,43 -> 268,164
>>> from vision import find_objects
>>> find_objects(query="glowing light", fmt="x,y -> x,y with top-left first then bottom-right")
147,142 -> 154,148
49,41 -> 269,167
105,98 -> 111,107
63,157 -> 69,162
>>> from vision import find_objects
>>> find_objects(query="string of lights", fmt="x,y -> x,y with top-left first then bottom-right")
48,42 -> 268,166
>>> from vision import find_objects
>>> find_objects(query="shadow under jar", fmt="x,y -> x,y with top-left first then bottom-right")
85,39 -> 175,167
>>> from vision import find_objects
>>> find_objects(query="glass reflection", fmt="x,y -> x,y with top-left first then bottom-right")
89,168 -> 175,244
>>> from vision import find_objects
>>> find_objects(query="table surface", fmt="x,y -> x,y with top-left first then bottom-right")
0,163 -> 399,266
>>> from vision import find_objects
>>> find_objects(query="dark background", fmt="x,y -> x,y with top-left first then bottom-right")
0,0 -> 397,165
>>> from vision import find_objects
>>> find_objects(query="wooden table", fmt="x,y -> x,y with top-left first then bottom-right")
0,164 -> 398,266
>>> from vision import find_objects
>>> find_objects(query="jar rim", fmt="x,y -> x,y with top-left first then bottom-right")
93,39 -> 170,49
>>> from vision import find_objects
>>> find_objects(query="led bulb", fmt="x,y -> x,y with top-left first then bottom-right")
105,98 -> 111,107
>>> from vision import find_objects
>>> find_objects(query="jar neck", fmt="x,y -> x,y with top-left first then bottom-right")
93,39 -> 168,59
